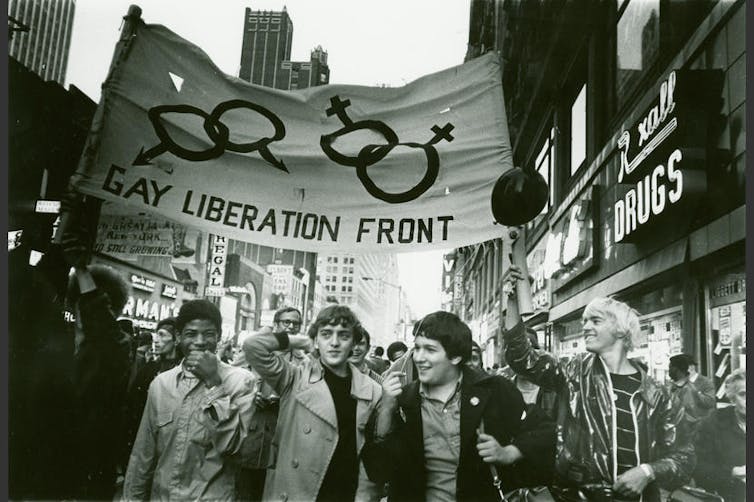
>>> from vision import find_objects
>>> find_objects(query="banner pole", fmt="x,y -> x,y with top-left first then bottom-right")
54,5 -> 143,246
509,226 -> 534,317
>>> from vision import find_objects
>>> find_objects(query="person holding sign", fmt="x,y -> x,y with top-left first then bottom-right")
502,265 -> 695,502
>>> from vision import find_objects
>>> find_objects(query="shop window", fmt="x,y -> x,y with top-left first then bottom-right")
616,0 -> 660,108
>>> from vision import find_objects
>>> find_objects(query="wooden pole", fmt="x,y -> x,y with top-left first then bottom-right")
54,5 -> 142,246
508,226 -> 534,317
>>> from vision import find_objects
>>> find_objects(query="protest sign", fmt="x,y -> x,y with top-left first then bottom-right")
72,21 -> 514,252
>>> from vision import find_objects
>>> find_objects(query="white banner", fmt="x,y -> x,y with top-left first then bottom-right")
72,22 -> 513,252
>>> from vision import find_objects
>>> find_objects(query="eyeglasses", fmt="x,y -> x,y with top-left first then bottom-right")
278,320 -> 302,328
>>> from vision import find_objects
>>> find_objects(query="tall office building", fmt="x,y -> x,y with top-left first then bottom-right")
8,0 -> 76,85
317,253 -> 402,348
238,7 -> 329,90
238,7 -> 293,86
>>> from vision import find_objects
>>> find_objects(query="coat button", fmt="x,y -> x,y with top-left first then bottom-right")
292,459 -> 299,468
303,425 -> 311,434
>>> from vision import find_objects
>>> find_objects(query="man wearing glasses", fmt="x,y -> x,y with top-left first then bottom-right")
123,299 -> 255,501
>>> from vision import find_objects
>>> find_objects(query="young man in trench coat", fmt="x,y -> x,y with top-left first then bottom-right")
244,305 -> 382,502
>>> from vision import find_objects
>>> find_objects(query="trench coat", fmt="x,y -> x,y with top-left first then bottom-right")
244,330 -> 383,502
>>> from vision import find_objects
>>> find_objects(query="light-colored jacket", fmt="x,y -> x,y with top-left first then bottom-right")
244,330 -> 383,502
123,361 -> 255,501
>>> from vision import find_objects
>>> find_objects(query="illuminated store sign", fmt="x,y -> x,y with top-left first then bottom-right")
131,274 -> 156,292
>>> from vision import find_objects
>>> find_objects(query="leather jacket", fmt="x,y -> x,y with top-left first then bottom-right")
504,322 -> 695,500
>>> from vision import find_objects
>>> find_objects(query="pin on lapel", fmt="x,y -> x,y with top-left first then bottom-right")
470,396 -> 480,406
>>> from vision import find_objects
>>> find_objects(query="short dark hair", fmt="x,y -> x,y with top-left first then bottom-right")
669,354 -> 690,373
156,317 -> 178,337
354,324 -> 371,346
413,311 -> 472,363
274,306 -> 302,323
67,264 -> 130,313
307,305 -> 362,343
387,341 -> 408,361
137,330 -> 153,347
373,346 -> 384,357
176,299 -> 222,333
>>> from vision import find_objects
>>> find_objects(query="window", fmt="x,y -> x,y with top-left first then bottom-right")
570,84 -> 587,175
614,0 -> 716,111
616,0 -> 660,108
333,257 -> 338,263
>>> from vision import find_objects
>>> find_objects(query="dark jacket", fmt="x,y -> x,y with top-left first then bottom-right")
504,322 -> 695,501
694,406 -> 746,501
363,366 -> 556,502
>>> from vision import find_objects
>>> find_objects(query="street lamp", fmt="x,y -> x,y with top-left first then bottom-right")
298,267 -> 310,329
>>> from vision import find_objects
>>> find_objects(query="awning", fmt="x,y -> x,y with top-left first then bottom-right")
549,237 -> 689,321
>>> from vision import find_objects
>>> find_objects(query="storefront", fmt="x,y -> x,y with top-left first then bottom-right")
545,43 -> 745,388
91,256 -> 188,331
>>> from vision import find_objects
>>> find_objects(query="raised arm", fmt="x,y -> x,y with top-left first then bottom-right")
502,265 -> 561,390
242,327 -> 311,396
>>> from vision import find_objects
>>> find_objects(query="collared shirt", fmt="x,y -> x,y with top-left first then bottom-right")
123,361 -> 254,502
419,377 -> 463,502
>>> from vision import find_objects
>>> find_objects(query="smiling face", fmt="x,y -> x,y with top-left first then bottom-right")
315,322 -> 355,371
349,337 -> 370,366
413,335 -> 462,386
178,318 -> 219,356
582,305 -> 621,355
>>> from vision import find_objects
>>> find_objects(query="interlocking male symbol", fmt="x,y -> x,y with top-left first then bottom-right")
320,95 -> 455,204
134,100 -> 288,172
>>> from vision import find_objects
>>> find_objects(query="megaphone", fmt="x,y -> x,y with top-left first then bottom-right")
490,167 -> 549,226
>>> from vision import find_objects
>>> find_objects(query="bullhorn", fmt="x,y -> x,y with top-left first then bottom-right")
490,167 -> 549,226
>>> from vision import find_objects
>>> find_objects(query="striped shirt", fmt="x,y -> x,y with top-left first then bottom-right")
610,372 -> 642,501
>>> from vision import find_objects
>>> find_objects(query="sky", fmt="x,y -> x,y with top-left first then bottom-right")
65,0 -> 470,318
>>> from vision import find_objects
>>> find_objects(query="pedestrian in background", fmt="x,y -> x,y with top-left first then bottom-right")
234,306 -> 304,502
386,341 -> 408,363
368,345 -> 390,374
694,368 -> 746,501
121,317 -> 181,471
351,325 -> 384,383
667,354 -> 716,432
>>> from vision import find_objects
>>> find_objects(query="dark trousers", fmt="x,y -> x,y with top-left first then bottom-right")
236,468 -> 267,502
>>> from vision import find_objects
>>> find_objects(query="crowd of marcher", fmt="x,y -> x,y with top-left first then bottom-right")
8,197 -> 746,501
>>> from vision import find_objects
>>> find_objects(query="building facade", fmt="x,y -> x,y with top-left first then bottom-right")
238,7 -> 330,90
8,0 -> 76,85
459,0 -> 745,394
317,252 -> 402,349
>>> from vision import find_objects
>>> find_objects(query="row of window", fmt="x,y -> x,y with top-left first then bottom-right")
522,0 -> 717,234
326,256 -> 355,264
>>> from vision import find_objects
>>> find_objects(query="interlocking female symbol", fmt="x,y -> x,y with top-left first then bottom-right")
320,95 -> 455,204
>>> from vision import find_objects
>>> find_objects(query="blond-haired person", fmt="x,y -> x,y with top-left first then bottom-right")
502,265 -> 694,502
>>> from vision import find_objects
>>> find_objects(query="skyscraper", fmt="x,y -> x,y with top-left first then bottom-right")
238,7 -> 329,90
8,0 -> 76,85
238,7 -> 293,86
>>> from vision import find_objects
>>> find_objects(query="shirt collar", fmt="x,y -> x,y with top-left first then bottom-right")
419,373 -> 463,404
